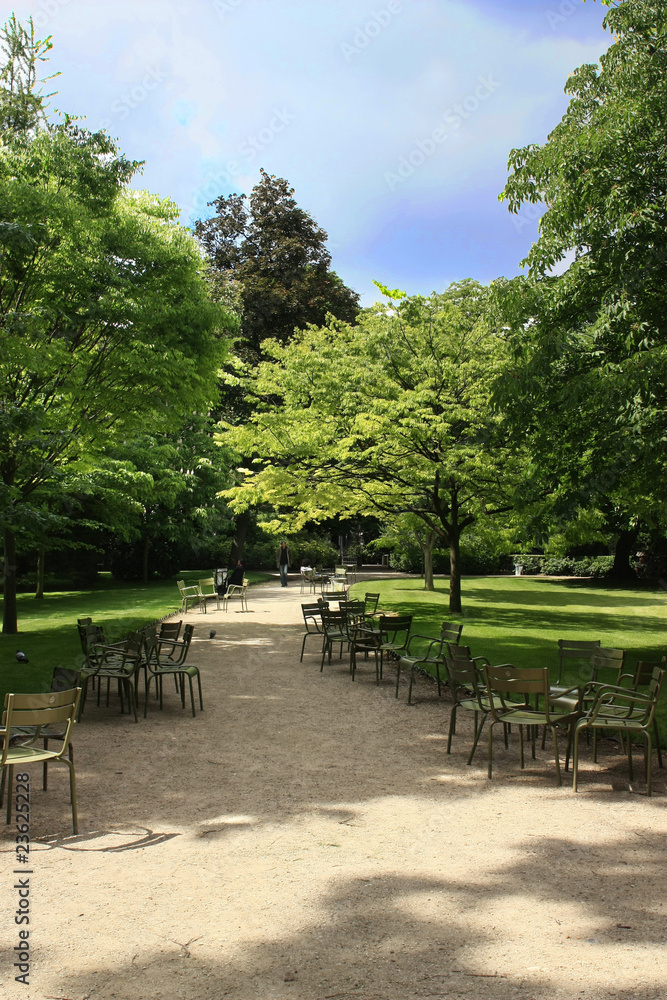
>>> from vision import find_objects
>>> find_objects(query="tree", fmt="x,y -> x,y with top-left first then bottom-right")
497,0 -> 667,573
196,169 -> 360,567
0,18 -> 232,632
221,281 -> 526,612
195,169 -> 360,360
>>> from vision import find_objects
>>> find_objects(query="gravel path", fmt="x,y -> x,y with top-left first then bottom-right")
1,579 -> 665,1000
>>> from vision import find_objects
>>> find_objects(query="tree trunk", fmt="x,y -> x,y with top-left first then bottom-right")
35,547 -> 45,599
612,526 -> 639,581
229,510 -> 250,566
449,530 -> 462,614
142,536 -> 150,584
416,529 -> 438,591
2,527 -> 18,634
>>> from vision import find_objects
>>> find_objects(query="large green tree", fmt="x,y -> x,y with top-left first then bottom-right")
0,18 -> 231,632
195,169 -> 360,361
497,0 -> 667,570
196,169 -> 360,566
222,281 -> 526,612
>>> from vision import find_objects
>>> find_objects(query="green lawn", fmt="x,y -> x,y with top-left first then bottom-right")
0,570 -> 272,698
350,575 -> 667,743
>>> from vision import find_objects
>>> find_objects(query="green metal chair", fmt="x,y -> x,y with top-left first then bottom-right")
550,647 -> 625,712
483,664 -> 582,786
0,688 -> 81,834
377,614 -> 413,675
300,603 -> 325,661
143,634 -> 203,718
198,577 -> 220,612
177,579 -> 203,613
573,665 -> 665,796
81,632 -> 144,723
223,577 -> 248,611
320,609 -> 348,671
395,634 -> 447,703
444,652 -> 500,764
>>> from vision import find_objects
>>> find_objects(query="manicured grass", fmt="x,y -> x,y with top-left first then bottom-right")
0,570 -> 272,698
350,575 -> 667,744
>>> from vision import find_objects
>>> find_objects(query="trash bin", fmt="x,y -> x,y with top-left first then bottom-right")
215,568 -> 228,594
514,563 -> 524,576
382,554 -> 389,567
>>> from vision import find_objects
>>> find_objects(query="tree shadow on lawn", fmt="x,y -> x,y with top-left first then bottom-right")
42,828 -> 667,1000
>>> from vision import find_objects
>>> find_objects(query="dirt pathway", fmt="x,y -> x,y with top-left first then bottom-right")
1,581 -> 665,1000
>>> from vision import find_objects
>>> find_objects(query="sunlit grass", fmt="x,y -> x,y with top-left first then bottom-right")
350,575 -> 667,743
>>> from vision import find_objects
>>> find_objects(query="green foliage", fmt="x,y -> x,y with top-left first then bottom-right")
222,281 -> 529,611
195,168 -> 359,362
497,0 -> 667,543
0,18 -> 234,630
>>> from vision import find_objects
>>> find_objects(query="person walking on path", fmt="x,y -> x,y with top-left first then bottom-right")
276,541 -> 291,587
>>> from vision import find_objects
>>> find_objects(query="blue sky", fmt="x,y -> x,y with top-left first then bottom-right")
10,0 -> 612,303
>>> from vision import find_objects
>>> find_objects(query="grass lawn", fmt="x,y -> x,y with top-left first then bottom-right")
0,570 -> 272,699
350,574 -> 667,744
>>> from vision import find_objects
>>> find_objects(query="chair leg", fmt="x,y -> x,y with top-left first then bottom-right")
654,719 -> 663,768
0,765 -> 6,809
64,756 -> 78,835
187,674 -> 196,717
43,738 -> 49,791
144,675 -> 153,717
447,704 -> 457,754
551,726 -> 562,787
487,721 -> 496,779
467,712 -> 487,766
519,725 -> 525,769
573,726 -> 582,792
196,673 -> 203,711
434,662 -> 442,697
407,667 -> 415,705
645,732 -> 653,797
627,730 -> 634,782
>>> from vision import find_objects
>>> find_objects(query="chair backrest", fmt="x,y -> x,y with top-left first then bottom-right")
441,621 -> 463,644
633,658 -> 667,687
379,614 -> 412,642
445,654 -> 485,704
198,577 -> 215,593
590,647 -> 626,683
82,623 -> 107,653
557,638 -> 601,682
364,593 -> 380,613
302,603 -> 323,627
321,609 -> 345,633
51,666 -> 81,692
177,580 -> 186,592
1,689 -> 81,763
321,591 -> 341,604
446,642 -> 472,659
160,621 -> 182,641
647,665 -> 665,707
483,664 -> 549,713
339,600 -> 365,615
